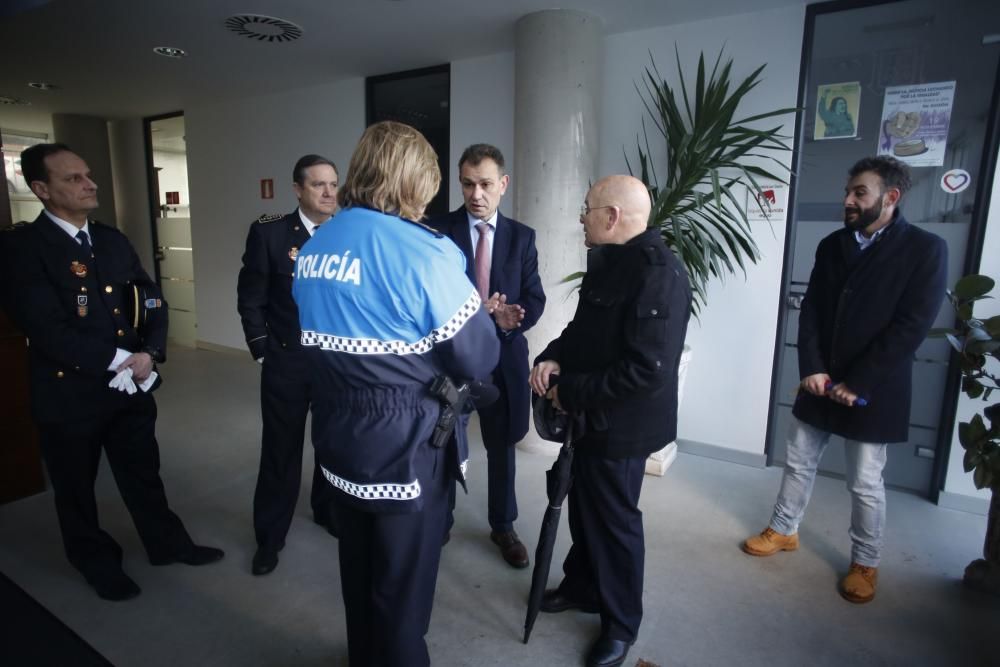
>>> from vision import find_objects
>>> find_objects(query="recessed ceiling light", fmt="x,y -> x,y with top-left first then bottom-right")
225,14 -> 303,42
154,46 -> 187,58
27,82 -> 59,91
0,95 -> 31,106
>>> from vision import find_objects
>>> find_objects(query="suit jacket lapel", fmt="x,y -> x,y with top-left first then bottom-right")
491,212 -> 511,293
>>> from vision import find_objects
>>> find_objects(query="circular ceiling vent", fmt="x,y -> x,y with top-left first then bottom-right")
225,14 -> 303,43
0,95 -> 30,106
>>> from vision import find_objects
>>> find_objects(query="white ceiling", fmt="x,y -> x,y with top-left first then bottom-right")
1,0 -> 806,120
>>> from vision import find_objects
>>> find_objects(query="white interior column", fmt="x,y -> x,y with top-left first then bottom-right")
513,10 -> 603,455
108,119 -> 154,271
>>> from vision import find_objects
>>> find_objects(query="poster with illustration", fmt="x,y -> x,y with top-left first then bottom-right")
877,81 -> 955,167
814,82 -> 860,140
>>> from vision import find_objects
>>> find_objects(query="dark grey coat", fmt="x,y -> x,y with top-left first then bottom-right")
535,229 -> 691,459
793,213 -> 947,443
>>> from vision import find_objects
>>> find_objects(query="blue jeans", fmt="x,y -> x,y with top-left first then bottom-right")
770,417 -> 888,567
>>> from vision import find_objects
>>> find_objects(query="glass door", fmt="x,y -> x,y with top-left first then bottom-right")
767,0 -> 1000,495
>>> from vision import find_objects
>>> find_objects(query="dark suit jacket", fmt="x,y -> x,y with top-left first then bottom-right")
429,206 -> 546,444
0,212 -> 167,423
793,213 -> 947,443
237,210 -> 313,361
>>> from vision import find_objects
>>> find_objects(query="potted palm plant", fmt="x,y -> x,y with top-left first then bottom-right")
624,47 -> 794,474
627,46 -> 795,316
932,273 -> 1000,595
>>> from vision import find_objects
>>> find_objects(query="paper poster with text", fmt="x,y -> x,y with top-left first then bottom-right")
877,81 -> 955,167
814,82 -> 860,140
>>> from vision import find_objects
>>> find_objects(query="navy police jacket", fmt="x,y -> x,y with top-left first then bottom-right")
292,206 -> 499,513
236,210 -> 315,360
0,212 -> 167,424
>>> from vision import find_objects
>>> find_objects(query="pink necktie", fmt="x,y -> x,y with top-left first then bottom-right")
474,222 -> 491,301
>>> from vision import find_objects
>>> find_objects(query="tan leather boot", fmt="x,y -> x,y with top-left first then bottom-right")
840,562 -> 878,603
741,527 -> 799,557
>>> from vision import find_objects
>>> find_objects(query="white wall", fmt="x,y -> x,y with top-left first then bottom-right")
598,5 -> 805,456
184,77 -> 366,351
942,143 -> 1000,509
449,52 -> 516,212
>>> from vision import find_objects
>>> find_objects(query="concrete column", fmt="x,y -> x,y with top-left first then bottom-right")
52,113 -> 118,228
108,119 -> 154,272
514,10 -> 603,455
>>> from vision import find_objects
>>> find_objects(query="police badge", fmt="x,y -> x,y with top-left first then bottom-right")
288,246 -> 299,261
70,261 -> 88,278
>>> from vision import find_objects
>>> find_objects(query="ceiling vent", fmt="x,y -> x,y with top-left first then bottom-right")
225,14 -> 303,43
0,95 -> 30,106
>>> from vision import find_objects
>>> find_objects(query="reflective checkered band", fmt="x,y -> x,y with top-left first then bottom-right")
320,465 -> 421,501
301,289 -> 481,355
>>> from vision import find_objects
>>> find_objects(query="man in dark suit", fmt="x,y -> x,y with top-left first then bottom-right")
237,154 -> 339,575
741,156 -> 947,605
0,143 -> 223,601
429,144 -> 545,569
530,175 -> 691,667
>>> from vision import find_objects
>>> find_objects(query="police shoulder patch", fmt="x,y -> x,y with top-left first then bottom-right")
256,213 -> 283,224
2,221 -> 28,231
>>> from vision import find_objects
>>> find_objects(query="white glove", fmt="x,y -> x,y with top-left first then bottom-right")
257,357 -> 264,365
138,371 -> 158,393
108,367 -> 137,395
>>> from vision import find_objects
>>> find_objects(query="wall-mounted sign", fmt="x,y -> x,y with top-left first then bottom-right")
261,178 -> 274,199
814,81 -> 860,140
877,81 -> 956,168
165,191 -> 180,205
940,168 -> 971,194
746,182 -> 788,223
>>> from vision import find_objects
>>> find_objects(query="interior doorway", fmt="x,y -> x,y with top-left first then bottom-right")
144,113 -> 197,347
366,64 -> 450,217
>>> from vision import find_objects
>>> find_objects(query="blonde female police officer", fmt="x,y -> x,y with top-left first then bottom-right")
292,121 -> 499,666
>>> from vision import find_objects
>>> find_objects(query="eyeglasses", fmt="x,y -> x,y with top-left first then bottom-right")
579,204 -> 615,217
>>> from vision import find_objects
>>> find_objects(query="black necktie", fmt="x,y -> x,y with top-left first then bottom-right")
76,230 -> 92,257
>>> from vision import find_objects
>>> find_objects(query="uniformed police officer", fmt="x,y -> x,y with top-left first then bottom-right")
0,143 -> 224,602
237,154 -> 339,576
293,122 -> 499,666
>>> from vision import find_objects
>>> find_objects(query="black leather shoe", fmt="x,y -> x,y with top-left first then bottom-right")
540,588 -> 599,614
91,570 -> 141,601
586,636 -> 632,667
490,530 -> 529,569
151,544 -> 225,566
251,548 -> 279,576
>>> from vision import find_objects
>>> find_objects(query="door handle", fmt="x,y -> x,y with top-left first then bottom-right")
787,293 -> 804,310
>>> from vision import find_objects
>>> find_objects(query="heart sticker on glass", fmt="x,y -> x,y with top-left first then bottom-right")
940,169 -> 971,194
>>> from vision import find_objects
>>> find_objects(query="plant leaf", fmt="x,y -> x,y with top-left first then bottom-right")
954,274 -> 995,299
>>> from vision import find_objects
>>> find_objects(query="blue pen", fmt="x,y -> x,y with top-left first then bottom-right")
824,382 -> 867,407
